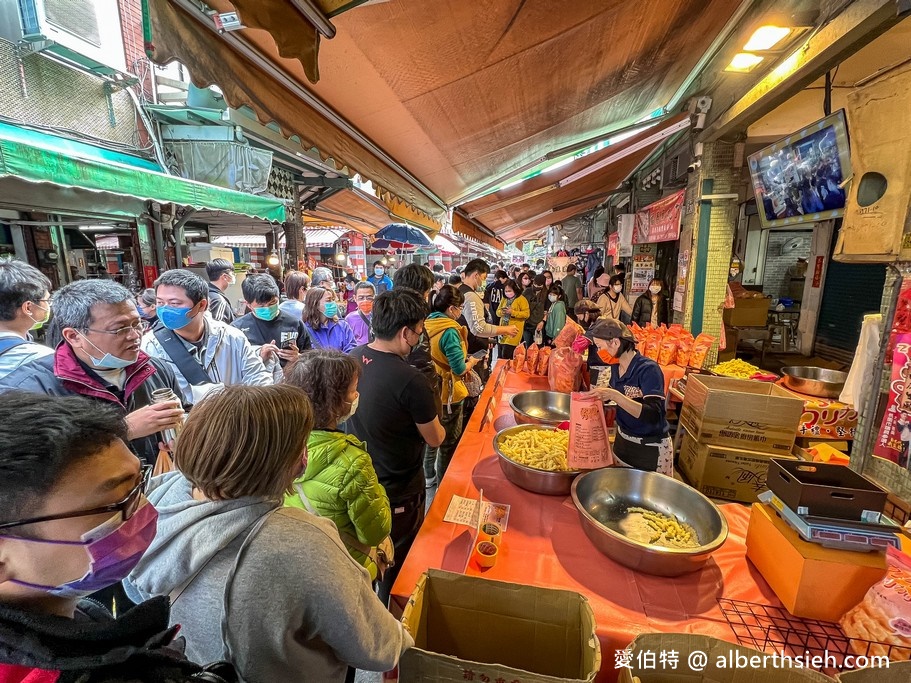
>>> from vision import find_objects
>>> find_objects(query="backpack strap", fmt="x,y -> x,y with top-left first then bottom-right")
152,325 -> 212,386
358,311 -> 375,343
0,337 -> 29,357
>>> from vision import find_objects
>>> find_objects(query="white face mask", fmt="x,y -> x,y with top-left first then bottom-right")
341,393 -> 359,422
548,294 -> 558,303
649,286 -> 662,294
612,284 -> 623,293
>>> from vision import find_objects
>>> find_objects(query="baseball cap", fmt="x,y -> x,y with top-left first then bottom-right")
595,272 -> 612,287
585,318 -> 636,343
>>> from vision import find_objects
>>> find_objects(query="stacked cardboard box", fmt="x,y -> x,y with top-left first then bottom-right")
678,375 -> 804,503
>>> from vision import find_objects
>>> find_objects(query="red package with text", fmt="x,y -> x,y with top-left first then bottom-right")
643,336 -> 661,361
511,343 -> 526,372
688,333 -> 716,369
548,347 -> 583,393
675,338 -> 693,366
553,318 -> 585,348
536,346 -> 552,375
567,392 -> 614,469
657,337 -> 678,366
873,332 -> 911,465
525,343 -> 540,374
840,547 -> 911,660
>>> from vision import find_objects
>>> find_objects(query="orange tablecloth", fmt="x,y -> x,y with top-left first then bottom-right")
391,361 -> 781,682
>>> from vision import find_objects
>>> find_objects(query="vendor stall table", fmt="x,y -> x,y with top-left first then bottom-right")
391,361 -> 782,682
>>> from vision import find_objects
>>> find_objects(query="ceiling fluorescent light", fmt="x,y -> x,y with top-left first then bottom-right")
743,25 -> 791,51
725,53 -> 764,73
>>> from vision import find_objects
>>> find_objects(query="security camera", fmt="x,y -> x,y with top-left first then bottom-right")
687,159 -> 702,174
692,113 -> 707,132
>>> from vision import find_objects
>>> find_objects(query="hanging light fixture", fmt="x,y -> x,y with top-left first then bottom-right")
267,250 -> 280,266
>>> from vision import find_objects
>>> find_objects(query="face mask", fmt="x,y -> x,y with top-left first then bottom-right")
548,294 -> 558,303
8,500 -> 158,599
323,301 -> 339,319
505,292 -> 516,300
27,301 -> 51,331
157,304 -> 197,331
649,286 -> 662,295
253,303 -> 280,321
342,394 -> 359,422
612,284 -> 623,293
227,274 -> 236,286
597,349 -> 615,363
346,281 -> 355,291
77,331 -> 136,369
374,267 -> 385,276
358,300 -> 373,315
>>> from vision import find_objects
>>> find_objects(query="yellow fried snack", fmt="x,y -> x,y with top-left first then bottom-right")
621,507 -> 700,549
497,428 -> 571,471
712,358 -> 760,379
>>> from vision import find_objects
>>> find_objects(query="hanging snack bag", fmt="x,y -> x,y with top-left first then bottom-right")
536,346 -> 552,375
511,342 -> 526,372
689,333 -> 716,369
567,392 -> 614,469
525,343 -> 540,374
548,347 -> 583,393
553,318 -> 585,348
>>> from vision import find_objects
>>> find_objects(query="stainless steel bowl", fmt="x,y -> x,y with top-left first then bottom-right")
494,424 -> 581,495
781,366 -> 848,398
509,390 -> 571,426
571,468 -> 728,576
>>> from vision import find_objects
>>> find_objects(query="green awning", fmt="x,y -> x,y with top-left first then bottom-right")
0,121 -> 287,222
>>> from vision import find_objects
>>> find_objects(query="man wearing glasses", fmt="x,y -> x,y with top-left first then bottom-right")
0,259 -> 55,379
345,280 -> 376,345
0,279 -> 184,466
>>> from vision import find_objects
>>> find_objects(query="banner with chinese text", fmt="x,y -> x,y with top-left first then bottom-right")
633,189 -> 685,244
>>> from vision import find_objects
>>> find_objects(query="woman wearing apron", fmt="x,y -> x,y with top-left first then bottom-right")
586,318 -> 673,476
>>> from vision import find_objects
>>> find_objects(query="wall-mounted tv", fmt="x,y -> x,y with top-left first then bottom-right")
748,110 -> 851,229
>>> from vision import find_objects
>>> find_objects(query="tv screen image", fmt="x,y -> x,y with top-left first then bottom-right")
748,110 -> 852,229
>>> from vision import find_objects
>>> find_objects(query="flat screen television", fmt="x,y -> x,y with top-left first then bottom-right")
747,110 -> 851,229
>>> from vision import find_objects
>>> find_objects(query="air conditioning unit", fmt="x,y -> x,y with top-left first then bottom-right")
0,0 -> 126,73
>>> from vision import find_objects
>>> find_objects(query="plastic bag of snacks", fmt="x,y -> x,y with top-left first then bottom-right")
511,343 -> 526,372
525,343 -> 540,374
688,333 -> 716,369
840,547 -> 911,660
548,347 -> 583,393
536,346 -> 552,375
567,392 -> 614,469
657,337 -> 678,366
643,335 -> 661,361
553,318 -> 585,348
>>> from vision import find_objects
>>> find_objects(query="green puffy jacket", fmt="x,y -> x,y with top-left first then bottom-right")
284,430 -> 391,580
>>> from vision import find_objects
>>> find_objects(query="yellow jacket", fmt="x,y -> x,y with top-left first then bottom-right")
497,294 -> 529,346
424,313 -> 470,407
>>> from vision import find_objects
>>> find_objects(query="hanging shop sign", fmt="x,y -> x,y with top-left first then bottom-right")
874,332 -> 911,468
633,189 -> 686,244
630,248 -> 656,299
618,214 -> 635,257
607,232 -> 619,259
547,256 -> 574,280
674,249 -> 690,313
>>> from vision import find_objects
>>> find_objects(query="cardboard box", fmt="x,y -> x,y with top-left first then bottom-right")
722,296 -> 770,327
616,633 -> 911,682
399,569 -> 600,683
680,375 -> 804,454
745,503 -> 887,622
679,429 -> 794,504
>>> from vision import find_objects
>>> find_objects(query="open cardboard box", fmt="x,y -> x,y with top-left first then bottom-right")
617,633 -> 911,682
399,569 -> 600,682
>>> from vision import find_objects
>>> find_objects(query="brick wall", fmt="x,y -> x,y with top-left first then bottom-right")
762,230 -> 812,300
118,0 -> 153,100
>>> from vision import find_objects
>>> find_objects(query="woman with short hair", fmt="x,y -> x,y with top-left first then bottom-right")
124,384 -> 412,682
302,287 -> 357,353
280,270 -> 310,320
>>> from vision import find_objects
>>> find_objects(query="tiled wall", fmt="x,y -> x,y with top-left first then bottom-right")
762,231 -> 812,299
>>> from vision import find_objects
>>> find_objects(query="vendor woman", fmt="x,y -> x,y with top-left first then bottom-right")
587,319 -> 673,476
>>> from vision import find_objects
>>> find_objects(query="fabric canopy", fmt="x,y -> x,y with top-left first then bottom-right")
173,0 -> 739,210
433,234 -> 460,255
212,227 -> 347,249
0,121 -> 287,222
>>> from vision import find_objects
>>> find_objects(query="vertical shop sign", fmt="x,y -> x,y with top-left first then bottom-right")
607,232 -> 619,259
630,247 -> 656,298
874,332 -> 911,467
812,255 -> 825,288
618,214 -> 635,257
673,249 -> 690,313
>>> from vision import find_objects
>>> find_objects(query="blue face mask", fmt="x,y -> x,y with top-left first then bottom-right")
374,267 -> 385,277
253,303 -> 280,321
77,331 -> 136,369
157,304 -> 197,331
323,301 -> 339,319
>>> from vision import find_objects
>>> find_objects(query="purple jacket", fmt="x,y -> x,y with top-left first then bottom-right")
345,310 -> 372,345
305,319 -> 357,353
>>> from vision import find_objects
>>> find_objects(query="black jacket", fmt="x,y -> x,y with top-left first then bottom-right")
407,332 -> 444,417
523,286 -> 548,327
207,284 -> 235,324
0,596 -> 236,683
631,293 -> 669,327
231,311 -> 313,367
0,345 -> 184,465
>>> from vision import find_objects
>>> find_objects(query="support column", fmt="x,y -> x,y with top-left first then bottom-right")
284,192 -> 306,272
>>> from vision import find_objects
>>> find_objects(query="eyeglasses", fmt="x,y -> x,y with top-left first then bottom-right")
355,294 -> 375,302
0,466 -> 151,532
84,321 -> 149,338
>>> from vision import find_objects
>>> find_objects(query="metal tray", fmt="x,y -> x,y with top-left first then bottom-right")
767,459 -> 888,522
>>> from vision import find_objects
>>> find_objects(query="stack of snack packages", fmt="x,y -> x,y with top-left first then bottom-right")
629,323 -> 716,368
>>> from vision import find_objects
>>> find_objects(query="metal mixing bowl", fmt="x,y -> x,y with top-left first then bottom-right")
494,424 -> 581,495
571,468 -> 728,576
781,366 -> 848,398
509,390 -> 571,426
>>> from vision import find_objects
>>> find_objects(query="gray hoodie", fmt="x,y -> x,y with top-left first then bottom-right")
124,472 -> 412,682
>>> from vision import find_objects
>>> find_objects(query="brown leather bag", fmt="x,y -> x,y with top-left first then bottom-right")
153,449 -> 175,477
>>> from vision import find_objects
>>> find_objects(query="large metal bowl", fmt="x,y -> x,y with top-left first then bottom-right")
509,390 -> 571,426
781,366 -> 848,398
571,468 -> 728,576
494,424 -> 581,495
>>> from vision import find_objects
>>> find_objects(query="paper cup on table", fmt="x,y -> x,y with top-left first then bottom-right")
473,541 -> 498,568
477,521 -> 502,546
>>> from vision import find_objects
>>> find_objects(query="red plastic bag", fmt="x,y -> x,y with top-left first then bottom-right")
567,392 -> 614,469
536,346 -> 552,375
548,347 -> 583,393
553,318 -> 584,348
525,343 -> 540,374
511,343 -> 526,372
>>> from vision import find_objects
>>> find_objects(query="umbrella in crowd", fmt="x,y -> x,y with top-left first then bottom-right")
370,223 -> 433,251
